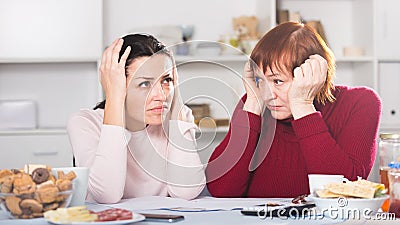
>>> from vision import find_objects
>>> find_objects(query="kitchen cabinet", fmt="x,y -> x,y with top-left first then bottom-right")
0,0 -> 102,168
0,130 -> 72,169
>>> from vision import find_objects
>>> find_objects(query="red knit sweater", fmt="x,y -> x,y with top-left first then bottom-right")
206,86 -> 381,198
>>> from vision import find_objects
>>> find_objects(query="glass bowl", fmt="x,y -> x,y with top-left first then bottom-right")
0,170 -> 74,220
0,188 -> 73,219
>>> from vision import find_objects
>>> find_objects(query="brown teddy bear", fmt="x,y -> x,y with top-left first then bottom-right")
232,15 -> 260,41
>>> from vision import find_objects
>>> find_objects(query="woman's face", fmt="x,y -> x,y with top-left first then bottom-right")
263,66 -> 294,120
125,54 -> 174,131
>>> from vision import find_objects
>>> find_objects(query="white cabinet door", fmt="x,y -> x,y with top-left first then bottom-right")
379,63 -> 400,128
376,0 -> 400,59
0,0 -> 102,60
0,134 -> 73,169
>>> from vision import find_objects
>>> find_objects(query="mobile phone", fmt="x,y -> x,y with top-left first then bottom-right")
141,213 -> 185,223
241,203 -> 316,218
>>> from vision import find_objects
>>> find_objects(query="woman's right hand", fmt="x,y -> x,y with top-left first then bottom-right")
242,61 -> 265,115
100,38 -> 131,126
99,38 -> 131,103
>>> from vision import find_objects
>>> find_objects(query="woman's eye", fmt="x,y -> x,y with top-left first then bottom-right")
274,79 -> 283,85
138,81 -> 151,88
162,77 -> 173,84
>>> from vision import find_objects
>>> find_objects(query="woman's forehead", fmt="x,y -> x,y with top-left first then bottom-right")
127,54 -> 173,78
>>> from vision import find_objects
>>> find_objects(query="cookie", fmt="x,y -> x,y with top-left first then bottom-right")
13,173 -> 36,195
5,196 -> 22,216
32,168 -> 50,184
34,186 -> 59,204
20,199 -> 43,214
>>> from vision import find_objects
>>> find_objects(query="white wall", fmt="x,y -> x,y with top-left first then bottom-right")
103,0 -> 257,45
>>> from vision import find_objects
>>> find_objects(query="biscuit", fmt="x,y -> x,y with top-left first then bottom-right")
34,186 -> 59,204
64,171 -> 77,181
56,179 -> 72,192
5,196 -> 22,216
20,199 -> 44,214
43,202 -> 59,212
0,169 -> 13,179
0,175 -> 14,193
13,173 -> 36,195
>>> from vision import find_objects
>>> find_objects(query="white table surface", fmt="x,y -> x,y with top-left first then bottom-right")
0,197 -> 398,225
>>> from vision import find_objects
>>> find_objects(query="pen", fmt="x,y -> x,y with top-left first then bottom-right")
255,76 -> 259,88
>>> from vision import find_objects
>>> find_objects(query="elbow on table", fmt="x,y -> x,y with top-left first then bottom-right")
89,187 -> 123,204
92,193 -> 123,204
168,184 -> 205,200
207,183 -> 241,198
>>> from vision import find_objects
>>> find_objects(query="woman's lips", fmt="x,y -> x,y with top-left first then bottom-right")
267,105 -> 282,111
149,105 -> 167,113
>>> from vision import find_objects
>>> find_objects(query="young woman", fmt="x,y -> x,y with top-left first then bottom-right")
206,22 -> 382,198
67,34 -> 205,204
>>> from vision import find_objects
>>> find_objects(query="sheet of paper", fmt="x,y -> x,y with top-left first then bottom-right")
96,196 -> 192,211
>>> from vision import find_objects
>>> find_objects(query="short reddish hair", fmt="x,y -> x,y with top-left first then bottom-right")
250,22 -> 336,104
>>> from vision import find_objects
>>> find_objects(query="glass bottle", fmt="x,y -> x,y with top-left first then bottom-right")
388,162 -> 400,218
379,133 -> 400,192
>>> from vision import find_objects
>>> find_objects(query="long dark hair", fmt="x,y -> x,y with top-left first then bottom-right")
94,33 -> 171,109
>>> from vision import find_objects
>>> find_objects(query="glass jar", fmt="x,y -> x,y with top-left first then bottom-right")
388,163 -> 400,218
379,133 -> 400,192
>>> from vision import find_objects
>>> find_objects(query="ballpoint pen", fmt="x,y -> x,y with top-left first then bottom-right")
255,76 -> 260,88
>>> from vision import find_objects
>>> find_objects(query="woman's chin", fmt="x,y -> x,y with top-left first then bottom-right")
146,117 -> 163,125
270,111 -> 292,120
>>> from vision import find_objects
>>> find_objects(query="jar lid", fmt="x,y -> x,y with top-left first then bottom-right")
379,133 -> 400,139
389,162 -> 400,169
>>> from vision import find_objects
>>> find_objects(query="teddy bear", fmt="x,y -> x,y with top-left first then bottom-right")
232,15 -> 260,41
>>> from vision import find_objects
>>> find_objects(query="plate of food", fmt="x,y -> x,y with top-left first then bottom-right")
307,178 -> 389,219
44,206 -> 145,225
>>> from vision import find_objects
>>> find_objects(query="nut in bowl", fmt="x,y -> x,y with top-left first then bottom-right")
308,178 -> 389,219
0,164 -> 75,219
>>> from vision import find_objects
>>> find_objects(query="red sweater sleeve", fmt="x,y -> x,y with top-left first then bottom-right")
292,88 -> 382,180
206,95 -> 262,197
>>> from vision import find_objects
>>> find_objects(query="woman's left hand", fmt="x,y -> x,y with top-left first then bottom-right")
288,54 -> 328,119
169,63 -> 192,123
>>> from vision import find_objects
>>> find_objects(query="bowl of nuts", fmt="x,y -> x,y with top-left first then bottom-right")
0,164 -> 76,219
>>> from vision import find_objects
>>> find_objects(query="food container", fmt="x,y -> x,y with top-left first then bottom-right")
0,189 -> 73,219
379,133 -> 400,192
388,162 -> 400,218
0,169 -> 74,219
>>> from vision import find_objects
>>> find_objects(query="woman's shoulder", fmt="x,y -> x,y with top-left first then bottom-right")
67,108 -> 104,128
334,85 -> 381,103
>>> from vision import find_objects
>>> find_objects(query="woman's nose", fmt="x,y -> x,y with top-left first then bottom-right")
151,83 -> 167,101
264,84 -> 277,101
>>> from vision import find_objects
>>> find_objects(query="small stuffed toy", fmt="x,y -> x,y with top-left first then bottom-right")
232,15 -> 260,41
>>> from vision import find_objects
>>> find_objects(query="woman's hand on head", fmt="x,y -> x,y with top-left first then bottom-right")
242,61 -> 265,116
169,64 -> 191,122
288,54 -> 327,119
99,38 -> 131,103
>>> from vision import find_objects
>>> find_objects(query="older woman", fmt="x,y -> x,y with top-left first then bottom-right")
206,22 -> 381,198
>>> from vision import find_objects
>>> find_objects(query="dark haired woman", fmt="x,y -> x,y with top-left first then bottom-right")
206,22 -> 381,198
67,34 -> 205,204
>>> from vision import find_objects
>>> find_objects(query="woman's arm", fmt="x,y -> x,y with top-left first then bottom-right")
67,112 -> 130,204
67,39 -> 132,204
292,88 -> 382,180
165,106 -> 205,200
206,95 -> 263,197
